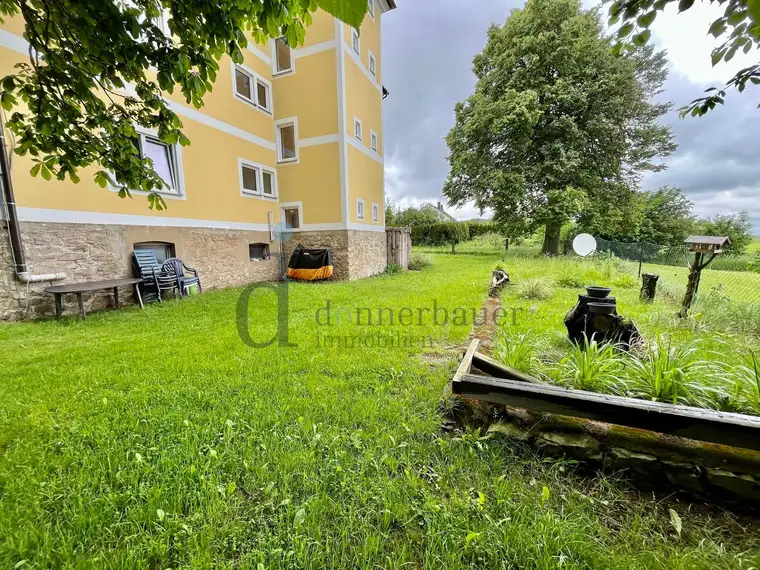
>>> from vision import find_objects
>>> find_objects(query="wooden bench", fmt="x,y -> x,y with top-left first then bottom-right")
45,277 -> 144,320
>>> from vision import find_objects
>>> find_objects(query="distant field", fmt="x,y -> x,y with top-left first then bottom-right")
750,235 -> 760,252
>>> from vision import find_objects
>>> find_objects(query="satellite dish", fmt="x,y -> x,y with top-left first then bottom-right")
573,233 -> 597,257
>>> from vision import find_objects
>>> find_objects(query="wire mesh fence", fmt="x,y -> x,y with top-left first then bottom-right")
595,237 -> 760,310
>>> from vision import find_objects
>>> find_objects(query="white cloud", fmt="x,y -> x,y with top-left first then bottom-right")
650,2 -> 755,85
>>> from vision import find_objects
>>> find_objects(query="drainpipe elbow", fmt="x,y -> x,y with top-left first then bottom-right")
17,271 -> 67,283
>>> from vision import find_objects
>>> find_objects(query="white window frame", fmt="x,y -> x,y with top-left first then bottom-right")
110,128 -> 185,198
357,198 -> 365,221
351,28 -> 360,55
232,64 -> 273,115
354,117 -> 363,141
368,51 -> 376,77
368,0 -> 375,20
370,129 -> 378,152
372,202 -> 379,223
275,117 -> 299,164
272,36 -> 295,76
238,158 -> 278,200
280,201 -> 303,232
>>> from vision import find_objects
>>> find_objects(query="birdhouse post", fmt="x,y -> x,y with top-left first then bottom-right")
678,235 -> 730,318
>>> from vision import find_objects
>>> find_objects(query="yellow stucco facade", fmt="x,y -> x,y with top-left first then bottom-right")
0,1 -> 393,233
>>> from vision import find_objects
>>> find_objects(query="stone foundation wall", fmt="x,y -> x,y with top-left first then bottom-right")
347,230 -> 387,280
280,229 -> 386,281
0,221 -> 279,320
450,397 -> 760,507
280,230 -> 350,280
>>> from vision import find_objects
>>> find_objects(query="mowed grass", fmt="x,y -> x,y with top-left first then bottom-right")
2,255 -> 760,569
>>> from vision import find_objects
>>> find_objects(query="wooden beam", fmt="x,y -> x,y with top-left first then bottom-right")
452,374 -> 760,452
452,339 -> 479,384
472,351 -> 543,384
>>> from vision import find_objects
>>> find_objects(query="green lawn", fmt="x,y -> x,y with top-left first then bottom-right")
2,254 -> 760,569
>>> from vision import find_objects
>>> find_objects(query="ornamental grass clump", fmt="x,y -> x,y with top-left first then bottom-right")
494,331 -> 535,373
557,336 -> 626,393
624,336 -> 724,408
517,277 -> 554,300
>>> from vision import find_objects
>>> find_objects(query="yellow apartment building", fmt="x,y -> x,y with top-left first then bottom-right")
0,1 -> 396,319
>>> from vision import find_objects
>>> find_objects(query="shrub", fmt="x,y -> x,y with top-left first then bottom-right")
468,222 -> 506,240
408,253 -> 432,271
411,222 -> 469,252
385,263 -> 404,275
517,277 -> 554,300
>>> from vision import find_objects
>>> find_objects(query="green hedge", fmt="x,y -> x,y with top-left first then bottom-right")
468,222 -> 506,240
412,222 -> 470,252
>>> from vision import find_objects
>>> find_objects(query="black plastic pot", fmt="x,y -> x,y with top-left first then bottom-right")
586,286 -> 612,298
588,302 -> 616,315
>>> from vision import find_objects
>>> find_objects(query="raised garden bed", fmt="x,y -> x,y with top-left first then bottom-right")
448,339 -> 760,506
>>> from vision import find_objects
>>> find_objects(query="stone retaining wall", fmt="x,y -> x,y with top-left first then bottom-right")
451,397 -> 760,507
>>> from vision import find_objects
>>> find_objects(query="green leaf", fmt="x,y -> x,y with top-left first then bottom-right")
633,29 -> 652,46
316,0 -> 367,29
617,22 -> 634,38
0,91 -> 16,111
156,509 -> 165,521
637,11 -> 657,28
40,164 -> 51,181
751,0 -> 760,27
711,48 -> 727,66
708,18 -> 727,37
29,163 -> 41,177
669,508 -> 682,537
540,485 -> 551,506
465,531 -> 481,545
678,0 -> 694,12
294,507 -> 306,527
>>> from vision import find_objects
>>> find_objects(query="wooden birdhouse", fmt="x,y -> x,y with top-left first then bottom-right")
684,235 -> 730,255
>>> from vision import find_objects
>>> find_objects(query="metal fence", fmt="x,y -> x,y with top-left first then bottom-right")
595,237 -> 760,307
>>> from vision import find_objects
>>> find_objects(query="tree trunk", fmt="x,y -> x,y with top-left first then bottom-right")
451,242 -> 456,254
542,222 -> 562,256
640,273 -> 659,302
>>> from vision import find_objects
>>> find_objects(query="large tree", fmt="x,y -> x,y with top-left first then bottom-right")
638,185 -> 694,245
0,0 -> 366,209
443,0 -> 675,255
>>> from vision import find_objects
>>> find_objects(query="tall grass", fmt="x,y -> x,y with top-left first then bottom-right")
516,277 -> 554,300
555,337 -> 625,392
494,331 -> 535,372
625,336 -> 722,407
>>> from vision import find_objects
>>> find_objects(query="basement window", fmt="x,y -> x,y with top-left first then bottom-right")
249,243 -> 270,261
134,241 -> 175,264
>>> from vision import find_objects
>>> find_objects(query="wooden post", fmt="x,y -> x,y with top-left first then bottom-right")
679,252 -> 703,318
640,273 -> 659,302
504,238 -> 509,251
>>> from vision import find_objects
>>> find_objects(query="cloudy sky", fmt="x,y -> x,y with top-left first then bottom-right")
381,0 -> 760,231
